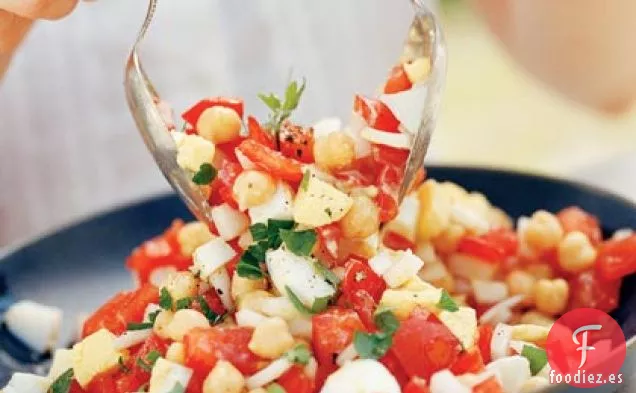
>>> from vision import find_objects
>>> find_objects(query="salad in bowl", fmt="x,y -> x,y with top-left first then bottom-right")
2,57 -> 634,393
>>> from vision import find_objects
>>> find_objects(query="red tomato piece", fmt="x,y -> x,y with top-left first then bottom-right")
193,288 -> 227,316
392,312 -> 462,380
384,64 -> 413,94
126,220 -> 192,284
477,324 -> 494,364
279,121 -> 315,163
185,373 -> 205,393
376,190 -> 399,223
182,97 -> 244,126
184,326 -> 261,375
569,270 -> 620,313
218,159 -> 243,186
557,206 -> 602,245
373,144 -> 410,168
315,223 -> 342,267
116,334 -> 170,392
380,350 -> 410,388
82,283 -> 159,337
348,289 -> 378,330
457,228 -> 519,264
247,116 -> 275,150
473,376 -> 504,393
597,234 -> 636,280
236,139 -> 304,183
84,369 -> 120,393
342,258 -> 387,303
383,231 -> 416,251
450,349 -> 485,375
277,365 -> 315,393
312,308 -> 365,366
353,95 -> 401,132
403,377 -> 431,393
68,381 -> 87,393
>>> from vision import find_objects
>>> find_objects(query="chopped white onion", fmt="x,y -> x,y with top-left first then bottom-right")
479,295 -> 525,325
288,318 -> 313,339
246,357 -> 293,389
486,356 -> 531,393
209,268 -> 234,312
472,280 -> 509,304
612,228 -> 634,240
360,127 -> 412,149
113,329 -> 153,350
345,112 -> 372,158
210,203 -> 250,241
368,250 -> 394,277
235,309 -> 268,328
490,323 -> 514,360
383,250 -> 425,288
336,343 -> 359,366
193,237 -> 237,279
430,370 -> 471,393
456,370 -> 496,388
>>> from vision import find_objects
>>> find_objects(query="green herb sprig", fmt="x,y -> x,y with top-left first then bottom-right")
353,310 -> 400,359
258,79 -> 306,133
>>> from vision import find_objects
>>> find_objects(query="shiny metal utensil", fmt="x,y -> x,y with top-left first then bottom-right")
397,0 -> 447,204
124,0 -> 214,227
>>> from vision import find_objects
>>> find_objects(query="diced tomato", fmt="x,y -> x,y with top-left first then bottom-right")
315,223 -> 342,267
557,206 -> 602,245
315,364 -> 336,392
68,381 -> 86,393
569,270 -> 620,313
596,234 -> 636,281
184,326 -> 261,375
403,377 -> 431,393
193,288 -> 227,316
277,365 -> 315,393
473,376 -> 504,393
457,228 -> 519,264
312,308 -> 365,366
334,156 -> 379,188
84,369 -> 120,393
279,121 -> 315,163
380,350 -> 410,388
82,283 -> 159,337
215,137 -> 245,163
353,95 -> 401,132
342,258 -> 387,303
116,334 -> 170,393
126,220 -> 192,285
450,349 -> 485,375
218,159 -> 243,186
377,163 -> 402,189
392,312 -> 461,380
236,139 -> 304,183
373,144 -> 410,168
383,231 -> 416,251
247,116 -> 275,150
384,64 -> 413,94
348,289 -> 378,330
185,373 -> 205,393
376,190 -> 399,223
182,97 -> 244,126
477,324 -> 494,364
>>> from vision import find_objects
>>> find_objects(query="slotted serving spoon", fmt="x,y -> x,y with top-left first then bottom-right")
124,0 -> 446,225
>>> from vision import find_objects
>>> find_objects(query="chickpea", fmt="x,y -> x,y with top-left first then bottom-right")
165,309 -> 210,341
418,261 -> 455,293
524,211 -> 564,252
161,271 -> 198,302
520,311 -> 555,328
557,231 -> 597,273
525,264 -> 554,280
203,360 -> 245,393
165,342 -> 186,364
232,170 -> 276,211
153,310 -> 175,339
506,270 -> 536,306
313,131 -> 356,172
248,317 -> 295,359
403,57 -> 431,84
417,180 -> 452,241
177,221 -> 213,257
534,278 -> 569,315
196,106 -> 242,144
432,224 -> 466,255
339,195 -> 380,239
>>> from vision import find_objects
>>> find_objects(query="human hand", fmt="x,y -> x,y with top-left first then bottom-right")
0,0 -> 78,78
471,0 -> 636,113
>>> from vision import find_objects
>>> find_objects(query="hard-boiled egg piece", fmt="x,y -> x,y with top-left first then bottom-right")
4,300 -> 62,354
293,176 -> 353,227
48,349 -> 74,382
148,358 -> 193,393
266,249 -> 336,309
72,329 -> 123,388
320,359 -> 400,393
192,237 -> 237,279
211,203 -> 250,241
382,249 -> 425,288
384,194 -> 420,243
248,182 -> 294,225
438,307 -> 477,349
379,287 -> 442,319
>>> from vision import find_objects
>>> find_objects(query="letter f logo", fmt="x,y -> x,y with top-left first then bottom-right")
572,324 -> 602,369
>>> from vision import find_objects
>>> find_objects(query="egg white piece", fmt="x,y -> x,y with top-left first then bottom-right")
248,182 -> 294,224
209,267 -> 234,311
211,203 -> 250,241
320,359 -> 400,393
192,237 -> 237,279
113,329 -> 153,350
48,349 -> 74,382
4,300 -> 62,354
486,355 -> 532,393
148,358 -> 193,393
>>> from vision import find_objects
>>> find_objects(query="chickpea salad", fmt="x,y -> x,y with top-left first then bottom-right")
3,58 -> 636,393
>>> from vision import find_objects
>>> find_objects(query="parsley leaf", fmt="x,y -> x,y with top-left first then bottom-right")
237,244 -> 266,279
159,288 -> 173,310
175,297 -> 193,310
285,343 -> 311,365
197,295 -> 224,325
48,368 -> 74,393
437,289 -> 459,312
353,310 -> 400,360
258,78 -> 306,132
250,223 -> 269,241
313,261 -> 341,287
127,321 -> 153,331
300,170 -> 311,192
280,229 -> 317,256
118,356 -> 131,374
257,93 -> 282,112
192,163 -> 217,185
521,345 -> 548,375
286,286 -> 332,315
283,79 -> 306,112
136,350 -> 161,372
267,219 -> 295,249
266,383 -> 287,393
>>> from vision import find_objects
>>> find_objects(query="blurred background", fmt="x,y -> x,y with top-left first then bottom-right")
1,0 -> 636,247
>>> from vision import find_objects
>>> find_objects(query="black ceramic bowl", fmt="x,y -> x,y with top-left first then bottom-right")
1,166 -> 634,392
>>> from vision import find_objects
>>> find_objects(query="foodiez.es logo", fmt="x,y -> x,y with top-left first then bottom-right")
546,308 -> 626,388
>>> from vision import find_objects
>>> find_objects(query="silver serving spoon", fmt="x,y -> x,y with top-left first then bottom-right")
124,0 -> 445,225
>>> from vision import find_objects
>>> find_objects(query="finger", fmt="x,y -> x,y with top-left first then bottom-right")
0,0 -> 79,20
0,10 -> 33,78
